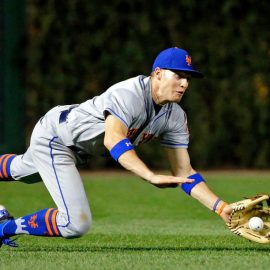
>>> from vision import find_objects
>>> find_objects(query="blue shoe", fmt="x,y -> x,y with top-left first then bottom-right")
0,208 -> 18,248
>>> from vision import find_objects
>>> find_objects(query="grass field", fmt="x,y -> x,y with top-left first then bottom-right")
1,171 -> 270,269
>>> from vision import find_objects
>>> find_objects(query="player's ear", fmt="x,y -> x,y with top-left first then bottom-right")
154,67 -> 162,80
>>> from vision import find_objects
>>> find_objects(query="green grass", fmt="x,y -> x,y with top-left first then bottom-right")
1,171 -> 270,269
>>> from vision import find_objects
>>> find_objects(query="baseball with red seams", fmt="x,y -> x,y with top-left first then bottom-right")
248,217 -> 264,231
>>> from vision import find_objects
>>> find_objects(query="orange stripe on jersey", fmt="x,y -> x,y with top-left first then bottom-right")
51,210 -> 60,236
45,208 -> 54,236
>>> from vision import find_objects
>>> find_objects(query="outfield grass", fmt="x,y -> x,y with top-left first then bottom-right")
1,171 -> 270,269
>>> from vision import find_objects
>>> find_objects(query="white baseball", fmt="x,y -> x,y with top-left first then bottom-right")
0,204 -> 6,210
248,217 -> 264,232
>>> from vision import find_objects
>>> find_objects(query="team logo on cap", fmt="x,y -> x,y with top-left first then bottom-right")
185,55 -> 192,66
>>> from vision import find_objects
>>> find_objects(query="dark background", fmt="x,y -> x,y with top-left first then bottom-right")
1,0 -> 270,170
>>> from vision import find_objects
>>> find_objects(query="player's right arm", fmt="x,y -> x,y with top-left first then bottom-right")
104,114 -> 194,187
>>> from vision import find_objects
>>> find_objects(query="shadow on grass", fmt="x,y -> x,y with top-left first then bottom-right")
11,245 -> 270,253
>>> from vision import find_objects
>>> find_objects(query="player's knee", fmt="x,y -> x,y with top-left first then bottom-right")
62,212 -> 92,238
68,220 -> 92,238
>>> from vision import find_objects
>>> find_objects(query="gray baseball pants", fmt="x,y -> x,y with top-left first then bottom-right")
10,106 -> 92,238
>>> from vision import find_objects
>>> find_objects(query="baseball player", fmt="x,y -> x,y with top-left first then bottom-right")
0,47 -> 232,248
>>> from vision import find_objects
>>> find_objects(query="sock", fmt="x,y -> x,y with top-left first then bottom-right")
0,154 -> 16,179
2,208 -> 61,237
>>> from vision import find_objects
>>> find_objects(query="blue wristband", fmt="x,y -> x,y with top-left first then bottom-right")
181,173 -> 206,195
110,138 -> 135,161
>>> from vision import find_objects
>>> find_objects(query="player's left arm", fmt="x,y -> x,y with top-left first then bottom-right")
165,147 -> 232,222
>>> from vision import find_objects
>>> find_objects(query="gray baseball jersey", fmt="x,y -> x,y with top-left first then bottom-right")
9,75 -> 189,237
62,75 -> 189,156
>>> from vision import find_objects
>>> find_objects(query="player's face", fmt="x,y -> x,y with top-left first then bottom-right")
157,69 -> 190,104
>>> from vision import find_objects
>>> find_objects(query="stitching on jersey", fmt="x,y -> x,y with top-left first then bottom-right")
139,76 -> 149,122
161,142 -> 188,147
105,108 -> 129,127
149,111 -> 167,132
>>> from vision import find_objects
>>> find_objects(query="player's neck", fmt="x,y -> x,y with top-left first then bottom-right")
152,88 -> 166,106
151,78 -> 164,106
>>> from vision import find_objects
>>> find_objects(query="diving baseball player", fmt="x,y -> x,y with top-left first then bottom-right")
0,47 -> 232,248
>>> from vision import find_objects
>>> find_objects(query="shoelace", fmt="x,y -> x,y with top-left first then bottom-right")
1,237 -> 18,247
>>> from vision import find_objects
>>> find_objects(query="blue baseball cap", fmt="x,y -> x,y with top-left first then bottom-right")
152,47 -> 204,78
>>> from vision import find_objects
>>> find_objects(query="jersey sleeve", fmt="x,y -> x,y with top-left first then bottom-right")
103,88 -> 142,128
160,107 -> 189,148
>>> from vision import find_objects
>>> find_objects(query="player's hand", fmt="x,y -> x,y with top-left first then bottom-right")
150,174 -> 194,188
219,204 -> 233,223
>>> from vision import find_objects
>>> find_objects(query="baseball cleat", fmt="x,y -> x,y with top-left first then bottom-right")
0,207 -> 18,248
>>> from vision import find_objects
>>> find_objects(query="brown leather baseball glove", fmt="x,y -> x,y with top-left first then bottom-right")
226,194 -> 270,244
